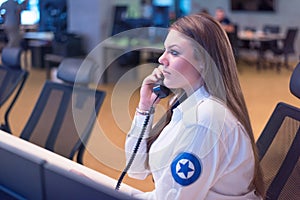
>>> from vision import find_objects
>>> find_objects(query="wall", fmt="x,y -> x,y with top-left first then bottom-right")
67,0 -> 114,53
191,0 -> 300,61
67,0 -> 142,53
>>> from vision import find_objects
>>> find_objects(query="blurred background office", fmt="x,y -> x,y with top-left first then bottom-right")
0,0 -> 300,193
0,0 -> 298,65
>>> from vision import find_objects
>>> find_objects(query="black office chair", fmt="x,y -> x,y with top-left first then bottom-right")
250,25 -> 281,70
19,58 -> 106,164
256,62 -> 300,199
227,24 -> 239,61
270,28 -> 298,71
111,5 -> 129,36
261,24 -> 281,54
0,47 -> 28,133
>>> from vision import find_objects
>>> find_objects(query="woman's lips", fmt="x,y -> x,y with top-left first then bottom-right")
162,70 -> 171,76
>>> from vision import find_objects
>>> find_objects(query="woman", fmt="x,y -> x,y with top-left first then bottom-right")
124,14 -> 264,199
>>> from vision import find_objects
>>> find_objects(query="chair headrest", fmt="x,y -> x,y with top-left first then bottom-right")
57,58 -> 96,84
1,47 -> 22,69
290,62 -> 300,99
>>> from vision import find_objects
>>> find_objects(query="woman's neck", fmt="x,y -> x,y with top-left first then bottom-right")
183,79 -> 204,97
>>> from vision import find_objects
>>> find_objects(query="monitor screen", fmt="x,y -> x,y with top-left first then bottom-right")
231,0 -> 276,12
152,6 -> 169,27
21,9 -> 39,25
152,0 -> 173,6
20,0 -> 39,25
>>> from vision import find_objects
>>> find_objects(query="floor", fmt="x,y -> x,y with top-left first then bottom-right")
1,58 -> 300,192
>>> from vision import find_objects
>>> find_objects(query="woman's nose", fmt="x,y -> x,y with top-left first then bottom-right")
158,51 -> 168,66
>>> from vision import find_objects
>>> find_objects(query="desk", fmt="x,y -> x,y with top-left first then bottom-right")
0,130 -> 142,199
44,53 -> 64,79
238,31 -> 285,69
23,32 -> 84,74
22,32 -> 55,69
238,30 -> 284,42
101,37 -> 163,83
23,32 -> 54,41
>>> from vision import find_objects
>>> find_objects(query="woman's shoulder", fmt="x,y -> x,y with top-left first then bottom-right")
196,97 -> 238,125
182,96 -> 243,136
196,97 -> 250,142
178,88 -> 245,130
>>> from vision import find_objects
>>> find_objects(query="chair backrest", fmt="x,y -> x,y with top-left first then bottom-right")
256,63 -> 300,199
0,47 -> 28,133
283,28 -> 298,54
256,103 -> 300,199
20,58 -> 106,164
0,47 -> 25,106
1,47 -> 23,69
290,62 -> 300,99
0,68 -> 26,107
263,25 -> 280,34
227,24 -> 239,59
111,6 -> 130,36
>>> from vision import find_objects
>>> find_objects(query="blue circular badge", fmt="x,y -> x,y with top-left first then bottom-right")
171,152 -> 202,186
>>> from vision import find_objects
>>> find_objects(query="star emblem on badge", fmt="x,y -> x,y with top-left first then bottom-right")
171,152 -> 202,186
177,159 -> 195,178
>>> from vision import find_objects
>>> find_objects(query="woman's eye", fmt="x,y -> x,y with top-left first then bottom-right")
169,50 -> 179,56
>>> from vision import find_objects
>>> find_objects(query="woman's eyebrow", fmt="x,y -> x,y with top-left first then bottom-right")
165,44 -> 180,49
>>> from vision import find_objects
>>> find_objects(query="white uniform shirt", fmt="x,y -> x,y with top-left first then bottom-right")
125,86 -> 261,200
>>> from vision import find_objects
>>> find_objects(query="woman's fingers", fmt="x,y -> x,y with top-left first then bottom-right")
138,66 -> 165,110
157,65 -> 164,71
153,66 -> 164,80
143,66 -> 164,85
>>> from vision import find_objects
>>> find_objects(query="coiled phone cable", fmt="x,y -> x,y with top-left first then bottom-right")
115,95 -> 160,191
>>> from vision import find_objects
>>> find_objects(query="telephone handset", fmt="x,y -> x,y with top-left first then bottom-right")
152,80 -> 170,99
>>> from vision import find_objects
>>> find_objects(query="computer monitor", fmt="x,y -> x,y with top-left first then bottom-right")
0,131 -> 139,200
43,162 -> 136,200
152,6 -> 170,27
21,9 -> 39,25
0,136 -> 46,200
20,0 -> 40,25
152,0 -> 173,6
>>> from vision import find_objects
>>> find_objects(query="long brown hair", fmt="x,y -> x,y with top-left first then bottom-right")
146,14 -> 265,197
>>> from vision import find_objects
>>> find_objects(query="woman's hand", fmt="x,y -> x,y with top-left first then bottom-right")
138,66 -> 164,111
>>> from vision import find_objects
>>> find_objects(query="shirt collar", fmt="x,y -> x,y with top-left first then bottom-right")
171,86 -> 210,125
176,86 -> 210,112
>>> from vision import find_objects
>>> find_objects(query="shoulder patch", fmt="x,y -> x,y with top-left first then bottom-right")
170,152 -> 202,186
